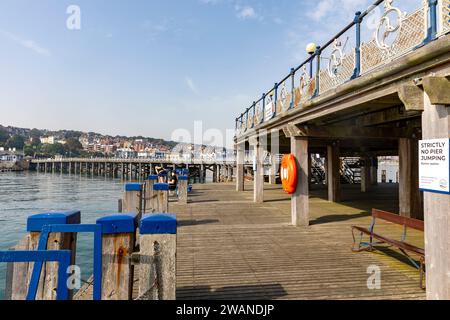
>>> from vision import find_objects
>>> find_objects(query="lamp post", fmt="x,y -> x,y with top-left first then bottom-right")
306,42 -> 317,79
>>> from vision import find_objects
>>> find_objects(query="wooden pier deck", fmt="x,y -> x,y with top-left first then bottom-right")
75,182 -> 425,300
148,182 -> 424,300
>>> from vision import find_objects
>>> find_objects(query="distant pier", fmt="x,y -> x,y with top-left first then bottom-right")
30,158 -> 236,183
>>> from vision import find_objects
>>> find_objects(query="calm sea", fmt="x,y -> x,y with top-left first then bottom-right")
0,171 -> 126,299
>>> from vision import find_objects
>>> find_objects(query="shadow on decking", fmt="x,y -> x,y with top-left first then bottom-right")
310,212 -> 371,225
177,283 -> 287,300
178,219 -> 220,227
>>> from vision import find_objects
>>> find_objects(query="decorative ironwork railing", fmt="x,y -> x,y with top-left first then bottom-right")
235,0 -> 449,137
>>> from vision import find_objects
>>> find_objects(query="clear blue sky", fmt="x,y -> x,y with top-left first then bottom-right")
0,0 -> 419,143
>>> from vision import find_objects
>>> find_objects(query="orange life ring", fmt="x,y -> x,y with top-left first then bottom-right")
280,154 -> 298,194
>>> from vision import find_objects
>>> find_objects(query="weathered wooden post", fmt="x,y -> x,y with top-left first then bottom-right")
96,213 -> 138,300
8,211 -> 80,300
178,175 -> 189,204
148,183 -> 169,213
122,183 -> 143,219
144,175 -> 158,213
137,213 -> 177,300
236,142 -> 245,191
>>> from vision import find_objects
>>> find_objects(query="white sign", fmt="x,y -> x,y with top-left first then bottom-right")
419,138 -> 450,194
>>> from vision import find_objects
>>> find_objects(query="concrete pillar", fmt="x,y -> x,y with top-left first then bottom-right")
399,138 -> 422,219
236,142 -> 245,191
291,137 -> 309,227
327,143 -> 341,202
421,81 -> 450,299
360,156 -> 370,193
253,138 -> 264,203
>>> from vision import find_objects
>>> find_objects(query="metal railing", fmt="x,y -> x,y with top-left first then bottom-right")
235,0 -> 449,137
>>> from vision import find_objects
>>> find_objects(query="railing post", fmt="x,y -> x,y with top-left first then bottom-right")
23,211 -> 80,300
289,68 -> 295,109
96,213 -> 138,300
178,175 -> 189,204
425,0 -> 438,43
313,46 -> 321,97
148,183 -> 169,213
251,101 -> 256,128
137,214 -> 177,300
351,11 -> 362,79
261,93 -> 266,124
273,83 -> 278,117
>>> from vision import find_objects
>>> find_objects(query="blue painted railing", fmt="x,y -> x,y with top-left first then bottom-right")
235,0 -> 449,136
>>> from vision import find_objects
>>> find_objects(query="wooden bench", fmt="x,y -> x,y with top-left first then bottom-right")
351,209 -> 425,289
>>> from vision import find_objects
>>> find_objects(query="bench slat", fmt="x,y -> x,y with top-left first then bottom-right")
351,226 -> 424,256
372,209 -> 424,231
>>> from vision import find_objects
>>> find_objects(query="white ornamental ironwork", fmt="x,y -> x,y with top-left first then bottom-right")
265,93 -> 274,121
375,0 -> 406,50
328,39 -> 344,78
439,0 -> 450,36
277,82 -> 291,113
361,0 -> 426,74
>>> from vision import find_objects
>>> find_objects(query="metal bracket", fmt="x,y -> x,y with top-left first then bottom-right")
0,250 -> 71,300
27,224 -> 103,300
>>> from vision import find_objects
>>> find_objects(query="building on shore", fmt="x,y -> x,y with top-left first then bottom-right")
0,148 -> 28,171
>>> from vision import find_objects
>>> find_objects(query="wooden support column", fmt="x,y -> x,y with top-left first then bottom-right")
227,166 -> 233,182
421,77 -> 450,299
138,214 -> 177,300
327,143 -> 341,202
360,156 -> 370,193
147,183 -> 169,213
236,142 -> 245,191
178,176 -> 188,204
399,138 -> 422,219
291,137 -> 309,227
253,138 -> 264,203
96,213 -> 137,300
144,175 -> 158,213
269,154 -> 277,184
370,157 -> 378,186
24,211 -> 80,300
122,183 -> 143,220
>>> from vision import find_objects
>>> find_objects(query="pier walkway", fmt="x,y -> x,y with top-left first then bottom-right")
152,183 -> 423,300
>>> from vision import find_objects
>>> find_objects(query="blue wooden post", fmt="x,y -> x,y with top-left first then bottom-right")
137,214 -> 177,300
351,11 -> 362,79
97,213 -> 138,300
145,175 -> 158,213
148,183 -> 169,213
122,183 -> 143,219
25,211 -> 80,300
